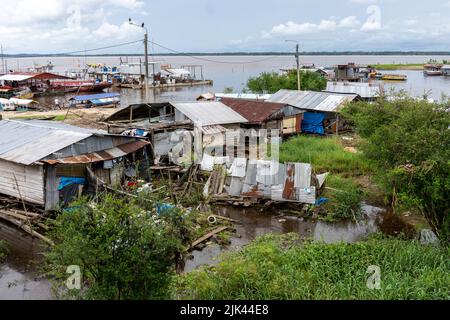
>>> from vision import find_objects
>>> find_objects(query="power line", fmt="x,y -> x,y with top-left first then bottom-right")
53,39 -> 144,56
149,40 -> 279,65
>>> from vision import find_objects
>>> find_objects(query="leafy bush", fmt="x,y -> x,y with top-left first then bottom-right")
173,234 -> 450,300
341,97 -> 450,242
0,240 -> 7,262
246,70 -> 326,93
45,193 -> 195,300
323,174 -> 363,220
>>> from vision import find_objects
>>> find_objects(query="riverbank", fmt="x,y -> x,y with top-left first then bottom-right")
372,63 -> 424,70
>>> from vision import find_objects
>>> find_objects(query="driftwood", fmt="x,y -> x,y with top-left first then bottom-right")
190,226 -> 228,249
210,214 -> 239,223
0,211 -> 54,246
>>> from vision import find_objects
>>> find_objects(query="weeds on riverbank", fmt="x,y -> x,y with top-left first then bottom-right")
173,233 -> 450,300
279,135 -> 374,175
0,240 -> 7,262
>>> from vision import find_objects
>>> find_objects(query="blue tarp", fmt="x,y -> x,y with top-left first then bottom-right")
72,93 -> 120,102
302,112 -> 325,135
58,177 -> 87,191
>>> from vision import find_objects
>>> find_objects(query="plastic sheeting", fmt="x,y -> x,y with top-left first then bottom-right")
58,177 -> 86,191
302,112 -> 325,135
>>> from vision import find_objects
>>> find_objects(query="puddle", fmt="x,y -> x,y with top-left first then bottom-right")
0,221 -> 52,300
184,203 -> 389,272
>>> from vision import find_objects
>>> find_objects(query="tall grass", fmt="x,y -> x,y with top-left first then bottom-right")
279,136 -> 373,176
173,234 -> 450,300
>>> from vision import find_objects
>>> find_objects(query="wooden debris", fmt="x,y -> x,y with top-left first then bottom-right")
190,226 -> 228,249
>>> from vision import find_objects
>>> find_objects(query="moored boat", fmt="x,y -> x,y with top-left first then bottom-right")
49,80 -> 113,93
423,63 -> 443,76
381,74 -> 407,81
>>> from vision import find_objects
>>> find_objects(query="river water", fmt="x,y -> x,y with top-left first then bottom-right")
0,201 -> 409,299
6,55 -> 450,103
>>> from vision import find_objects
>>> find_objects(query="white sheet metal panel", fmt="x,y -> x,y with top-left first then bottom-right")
229,158 -> 247,178
171,102 -> 248,126
256,160 -> 272,185
229,177 -> 243,196
294,163 -> 312,189
267,90 -> 357,113
297,186 -> 316,204
0,159 -> 45,205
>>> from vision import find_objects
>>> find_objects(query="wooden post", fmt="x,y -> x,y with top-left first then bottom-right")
336,114 -> 340,135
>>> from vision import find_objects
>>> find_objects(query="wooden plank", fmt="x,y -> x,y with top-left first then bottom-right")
191,226 -> 228,248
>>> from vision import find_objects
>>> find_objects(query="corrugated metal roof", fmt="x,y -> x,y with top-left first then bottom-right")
215,93 -> 272,101
267,90 -> 357,113
43,140 -> 149,164
325,82 -> 381,99
0,74 -> 34,81
0,120 -> 110,165
171,102 -> 248,127
219,98 -> 288,124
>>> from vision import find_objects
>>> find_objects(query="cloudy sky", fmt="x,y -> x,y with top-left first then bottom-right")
2,0 -> 450,54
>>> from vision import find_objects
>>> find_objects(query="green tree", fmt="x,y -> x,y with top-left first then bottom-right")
246,70 -> 327,94
45,193 -> 192,300
341,97 -> 450,243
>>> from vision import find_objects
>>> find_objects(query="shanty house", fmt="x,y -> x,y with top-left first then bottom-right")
267,90 -> 358,134
219,97 -> 305,135
105,101 -> 248,164
0,120 -> 149,210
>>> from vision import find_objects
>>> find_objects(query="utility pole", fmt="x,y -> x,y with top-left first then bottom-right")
144,31 -> 149,91
286,40 -> 301,91
1,45 -> 5,74
130,18 -> 149,91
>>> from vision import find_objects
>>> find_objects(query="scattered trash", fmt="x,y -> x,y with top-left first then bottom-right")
419,229 -> 440,246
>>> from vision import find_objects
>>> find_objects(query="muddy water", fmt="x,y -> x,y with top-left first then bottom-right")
0,221 -> 52,300
183,204 -> 387,272
0,203 -> 400,299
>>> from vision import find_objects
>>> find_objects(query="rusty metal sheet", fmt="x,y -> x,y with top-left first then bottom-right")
282,163 -> 296,200
42,140 -> 149,164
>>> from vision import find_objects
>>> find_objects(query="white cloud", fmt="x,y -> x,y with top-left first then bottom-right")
263,16 -> 360,38
349,0 -> 378,4
0,0 -> 146,53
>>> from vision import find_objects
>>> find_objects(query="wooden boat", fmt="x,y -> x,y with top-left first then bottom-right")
381,74 -> 407,81
49,80 -> 113,93
424,70 -> 443,76
0,86 -> 16,99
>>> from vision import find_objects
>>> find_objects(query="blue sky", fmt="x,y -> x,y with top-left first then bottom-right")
2,0 -> 450,53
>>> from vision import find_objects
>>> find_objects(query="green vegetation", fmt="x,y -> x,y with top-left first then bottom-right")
173,233 -> 450,300
279,136 -> 373,175
372,63 -> 423,71
45,193 -> 197,300
0,240 -> 7,262
341,97 -> 450,243
246,70 -> 326,94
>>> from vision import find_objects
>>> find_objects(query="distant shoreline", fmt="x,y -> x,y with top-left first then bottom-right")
3,52 -> 450,58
